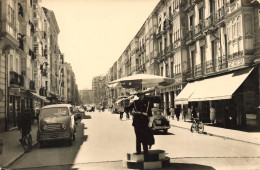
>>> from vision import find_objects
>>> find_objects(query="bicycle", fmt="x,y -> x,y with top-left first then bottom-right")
190,118 -> 204,134
20,130 -> 32,152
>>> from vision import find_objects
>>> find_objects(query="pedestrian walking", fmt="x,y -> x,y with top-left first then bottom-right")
170,106 -> 175,120
19,109 -> 32,144
224,106 -> 233,128
127,92 -> 155,154
183,105 -> 187,121
175,106 -> 181,121
210,104 -> 216,125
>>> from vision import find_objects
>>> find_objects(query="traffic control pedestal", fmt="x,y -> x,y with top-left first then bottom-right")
123,150 -> 170,169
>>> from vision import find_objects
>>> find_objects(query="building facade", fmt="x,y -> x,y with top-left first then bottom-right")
106,0 -> 260,129
175,0 -> 260,128
92,75 -> 107,107
0,0 -> 79,132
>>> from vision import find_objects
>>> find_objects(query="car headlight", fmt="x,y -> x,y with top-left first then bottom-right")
43,124 -> 48,131
61,123 -> 67,129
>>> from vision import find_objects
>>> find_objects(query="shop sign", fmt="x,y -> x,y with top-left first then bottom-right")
228,58 -> 245,68
175,77 -> 182,83
9,88 -> 20,96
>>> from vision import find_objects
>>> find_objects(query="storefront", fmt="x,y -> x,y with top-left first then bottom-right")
175,67 -> 259,128
160,84 -> 183,115
30,92 -> 50,119
7,87 -> 21,130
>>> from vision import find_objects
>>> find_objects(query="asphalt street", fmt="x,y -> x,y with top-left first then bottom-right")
9,110 -> 260,170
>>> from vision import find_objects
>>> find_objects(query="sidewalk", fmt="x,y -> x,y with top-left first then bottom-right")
0,122 -> 38,168
169,118 -> 260,145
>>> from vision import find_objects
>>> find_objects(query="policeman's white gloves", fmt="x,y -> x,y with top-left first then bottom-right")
132,111 -> 148,116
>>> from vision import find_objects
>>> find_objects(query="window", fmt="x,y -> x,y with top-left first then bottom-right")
170,33 -> 172,44
210,1 -> 215,14
164,37 -> 167,49
200,46 -> 205,68
165,64 -> 169,77
170,62 -> 173,77
199,7 -> 203,21
169,6 -> 172,16
161,66 -> 163,76
237,16 -> 241,36
8,5 -> 15,27
189,15 -> 193,28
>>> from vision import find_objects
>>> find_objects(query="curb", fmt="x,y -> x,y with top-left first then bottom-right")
171,124 -> 260,146
4,141 -> 39,168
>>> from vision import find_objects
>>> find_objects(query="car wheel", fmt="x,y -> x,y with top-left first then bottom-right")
163,129 -> 168,134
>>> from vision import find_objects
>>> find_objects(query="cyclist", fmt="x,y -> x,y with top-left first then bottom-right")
19,109 -> 32,144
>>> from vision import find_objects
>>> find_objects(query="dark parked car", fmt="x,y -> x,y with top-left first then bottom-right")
150,108 -> 170,134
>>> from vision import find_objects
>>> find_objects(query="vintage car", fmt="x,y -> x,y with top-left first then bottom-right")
74,106 -> 85,118
37,104 -> 76,147
86,105 -> 95,112
150,108 -> 171,134
146,95 -> 171,134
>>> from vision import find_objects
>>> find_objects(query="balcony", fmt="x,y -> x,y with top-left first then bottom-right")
29,80 -> 35,91
19,75 -> 24,87
39,87 -> 47,96
194,22 -> 205,40
194,64 -> 203,77
213,6 -> 226,24
156,26 -> 162,39
204,60 -> 215,74
217,56 -> 228,71
226,0 -> 241,16
166,44 -> 174,56
203,15 -> 213,30
227,50 -> 254,69
165,19 -> 172,30
42,69 -> 48,77
186,27 -> 195,44
10,71 -> 19,86
184,0 -> 195,12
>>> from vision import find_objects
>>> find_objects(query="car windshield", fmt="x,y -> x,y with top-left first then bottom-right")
40,107 -> 69,118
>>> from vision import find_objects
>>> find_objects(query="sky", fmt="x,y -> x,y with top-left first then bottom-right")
41,0 -> 160,90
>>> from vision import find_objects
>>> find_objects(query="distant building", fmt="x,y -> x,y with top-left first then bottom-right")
80,89 -> 93,105
92,75 -> 107,106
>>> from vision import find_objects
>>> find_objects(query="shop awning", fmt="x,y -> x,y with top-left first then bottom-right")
175,81 -> 199,105
188,67 -> 254,102
31,92 -> 50,103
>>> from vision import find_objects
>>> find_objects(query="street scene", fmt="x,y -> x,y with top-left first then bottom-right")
1,0 -> 260,170
5,110 -> 260,170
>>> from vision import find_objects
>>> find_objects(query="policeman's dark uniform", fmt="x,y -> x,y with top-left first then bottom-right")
128,94 -> 154,154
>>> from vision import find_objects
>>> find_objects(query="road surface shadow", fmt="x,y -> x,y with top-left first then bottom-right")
153,163 -> 216,170
81,115 -> 92,119
14,161 -> 216,170
153,131 -> 175,136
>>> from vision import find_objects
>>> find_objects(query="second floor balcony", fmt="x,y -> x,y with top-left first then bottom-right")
29,80 -> 35,91
10,71 -> 24,87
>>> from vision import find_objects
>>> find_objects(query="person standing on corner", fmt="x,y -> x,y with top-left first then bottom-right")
127,92 -> 155,154
170,106 -> 175,120
210,103 -> 216,125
